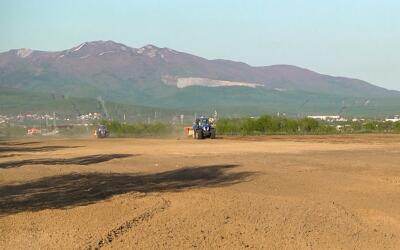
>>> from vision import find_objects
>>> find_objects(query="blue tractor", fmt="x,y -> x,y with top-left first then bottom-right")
192,117 -> 216,139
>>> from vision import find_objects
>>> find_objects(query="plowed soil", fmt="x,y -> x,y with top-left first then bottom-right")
1,134 -> 400,249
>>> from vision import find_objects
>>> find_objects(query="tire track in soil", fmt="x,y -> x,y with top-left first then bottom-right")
85,197 -> 171,250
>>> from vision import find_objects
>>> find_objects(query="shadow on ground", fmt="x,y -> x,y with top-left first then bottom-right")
0,141 -> 40,146
0,154 -> 135,169
0,164 -> 254,215
0,145 -> 83,153
0,154 -> 22,159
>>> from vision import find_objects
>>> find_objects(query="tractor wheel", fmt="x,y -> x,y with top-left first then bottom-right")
210,129 -> 216,139
197,130 -> 203,139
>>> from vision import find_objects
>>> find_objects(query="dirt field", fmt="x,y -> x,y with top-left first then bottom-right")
1,134 -> 400,249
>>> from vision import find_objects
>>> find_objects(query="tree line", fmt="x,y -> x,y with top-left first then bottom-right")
216,115 -> 400,135
216,116 -> 335,135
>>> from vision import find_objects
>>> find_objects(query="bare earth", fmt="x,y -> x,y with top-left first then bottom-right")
1,134 -> 400,249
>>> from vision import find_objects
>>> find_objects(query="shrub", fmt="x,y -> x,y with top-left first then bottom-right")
217,116 -> 335,135
100,120 -> 174,137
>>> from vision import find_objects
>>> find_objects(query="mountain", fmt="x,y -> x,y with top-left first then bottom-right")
0,40 -> 399,116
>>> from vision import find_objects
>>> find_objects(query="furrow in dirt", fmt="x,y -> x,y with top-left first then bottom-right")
85,197 -> 171,250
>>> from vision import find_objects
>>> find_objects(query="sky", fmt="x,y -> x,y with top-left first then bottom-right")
0,0 -> 399,90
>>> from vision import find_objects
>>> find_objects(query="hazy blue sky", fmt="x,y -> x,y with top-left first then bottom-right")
1,0 -> 399,90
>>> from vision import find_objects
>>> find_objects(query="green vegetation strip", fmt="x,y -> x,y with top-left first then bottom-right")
100,120 -> 175,137
217,116 -> 400,135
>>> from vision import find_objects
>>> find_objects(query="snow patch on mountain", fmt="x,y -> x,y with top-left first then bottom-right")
98,51 -> 114,56
137,45 -> 159,58
16,48 -> 33,58
73,42 -> 87,52
167,48 -> 178,54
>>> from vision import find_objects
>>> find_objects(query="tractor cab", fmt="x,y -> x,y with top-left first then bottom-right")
195,117 -> 210,126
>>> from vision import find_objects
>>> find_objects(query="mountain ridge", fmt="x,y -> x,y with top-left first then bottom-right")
0,40 -> 399,116
1,40 -> 395,95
